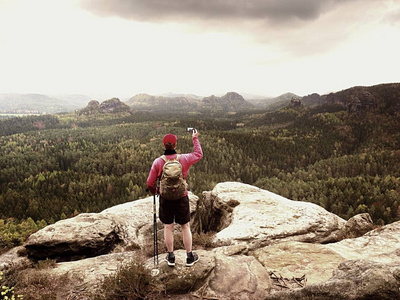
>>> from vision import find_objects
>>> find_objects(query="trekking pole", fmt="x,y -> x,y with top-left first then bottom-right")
153,193 -> 159,265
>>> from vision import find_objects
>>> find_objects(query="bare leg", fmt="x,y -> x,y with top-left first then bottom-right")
181,222 -> 192,253
164,223 -> 174,252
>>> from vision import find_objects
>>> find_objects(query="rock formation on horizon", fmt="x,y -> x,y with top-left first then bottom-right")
79,98 -> 131,115
201,92 -> 254,111
325,83 -> 400,113
126,91 -> 255,112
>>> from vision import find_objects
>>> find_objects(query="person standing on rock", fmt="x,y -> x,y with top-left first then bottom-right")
147,129 -> 203,267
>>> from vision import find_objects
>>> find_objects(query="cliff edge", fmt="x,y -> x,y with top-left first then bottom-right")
1,182 -> 399,299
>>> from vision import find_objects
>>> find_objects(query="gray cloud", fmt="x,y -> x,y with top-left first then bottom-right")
79,0 -> 387,59
80,0 -> 351,23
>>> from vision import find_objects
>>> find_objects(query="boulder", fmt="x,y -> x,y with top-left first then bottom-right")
17,251 -> 135,299
25,213 -> 123,261
144,249 -> 215,294
204,246 -> 272,300
326,220 -> 400,263
2,182 -> 399,299
205,182 -> 345,249
266,260 -> 400,300
147,246 -> 272,300
253,220 -> 400,287
18,249 -> 213,298
100,196 -> 163,249
0,246 -> 31,272
344,213 -> 374,237
253,241 -> 344,285
24,193 -> 199,261
100,192 -> 199,248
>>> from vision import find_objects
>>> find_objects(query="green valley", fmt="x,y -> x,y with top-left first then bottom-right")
1,84 -> 399,253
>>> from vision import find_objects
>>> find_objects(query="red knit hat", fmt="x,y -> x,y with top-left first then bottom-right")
162,134 -> 177,144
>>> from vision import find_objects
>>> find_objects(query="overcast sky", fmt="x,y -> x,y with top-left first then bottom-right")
1,0 -> 399,99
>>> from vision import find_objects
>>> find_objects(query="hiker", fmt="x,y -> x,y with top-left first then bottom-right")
147,129 -> 203,267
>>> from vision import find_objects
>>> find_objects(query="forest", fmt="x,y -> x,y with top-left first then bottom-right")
1,103 -> 399,253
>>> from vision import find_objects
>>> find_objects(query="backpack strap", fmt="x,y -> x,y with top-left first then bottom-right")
159,154 -> 183,181
160,154 -> 180,162
159,155 -> 180,179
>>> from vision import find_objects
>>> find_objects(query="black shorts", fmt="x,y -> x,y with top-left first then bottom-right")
159,195 -> 190,225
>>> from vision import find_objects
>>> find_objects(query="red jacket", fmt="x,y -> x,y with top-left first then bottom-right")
147,136 -> 203,196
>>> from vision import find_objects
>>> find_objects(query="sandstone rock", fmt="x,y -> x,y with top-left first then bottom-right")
87,100 -> 100,109
253,221 -> 400,287
78,100 -> 100,115
19,251 -> 135,298
2,182 -> 399,299
18,249 -> 213,299
266,260 -> 400,300
23,194 -> 199,261
99,98 -> 130,113
205,182 -> 345,249
0,246 -> 31,272
100,196 -> 162,249
25,213 -> 123,261
19,248 -> 269,300
204,247 -> 272,300
101,193 -> 199,248
326,220 -> 400,264
147,246 -> 272,300
344,213 -> 374,237
253,241 -> 344,285
145,249 -> 214,294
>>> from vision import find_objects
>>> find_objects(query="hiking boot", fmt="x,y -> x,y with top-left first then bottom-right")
186,252 -> 199,267
165,253 -> 175,267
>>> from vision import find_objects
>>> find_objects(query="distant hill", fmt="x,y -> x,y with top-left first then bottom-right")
325,83 -> 400,113
247,93 -> 301,110
1,83 -> 398,115
0,94 -> 91,114
126,92 -> 254,112
301,93 -> 326,107
159,92 -> 203,100
247,83 -> 400,113
79,98 -> 131,115
126,94 -> 198,111
265,93 -> 301,110
201,92 -> 254,111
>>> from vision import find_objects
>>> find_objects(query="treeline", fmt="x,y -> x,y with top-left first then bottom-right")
256,152 -> 400,225
0,106 -> 399,252
0,218 -> 47,251
0,123 -> 162,221
0,115 -> 60,136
